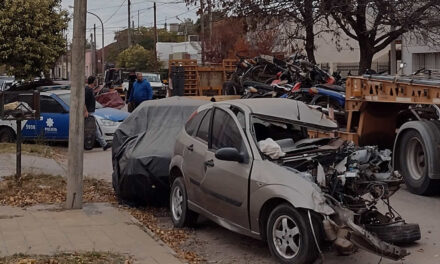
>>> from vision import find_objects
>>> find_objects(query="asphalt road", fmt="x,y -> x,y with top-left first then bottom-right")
82,148 -> 440,264
175,187 -> 440,264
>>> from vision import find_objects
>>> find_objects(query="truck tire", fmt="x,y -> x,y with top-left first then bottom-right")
366,222 -> 421,244
398,129 -> 440,195
0,127 -> 15,143
266,204 -> 318,264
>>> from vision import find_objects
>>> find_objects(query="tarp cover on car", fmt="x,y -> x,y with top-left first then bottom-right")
112,97 -> 206,206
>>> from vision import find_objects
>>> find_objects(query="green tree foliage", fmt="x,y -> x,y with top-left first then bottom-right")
117,44 -> 160,71
106,27 -> 186,65
0,0 -> 69,80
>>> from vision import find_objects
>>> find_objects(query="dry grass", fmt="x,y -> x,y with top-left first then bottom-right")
0,174 -> 116,207
0,252 -> 132,264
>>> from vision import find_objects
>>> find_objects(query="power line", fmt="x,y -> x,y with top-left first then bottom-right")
88,1 -> 184,11
103,0 -> 127,24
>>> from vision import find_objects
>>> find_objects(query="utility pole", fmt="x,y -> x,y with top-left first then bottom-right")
138,10 -> 140,31
65,34 -> 69,80
200,0 -> 205,65
90,33 -> 95,76
93,24 -> 97,75
208,0 -> 212,49
154,2 -> 158,68
86,11 -> 105,74
127,0 -> 131,47
66,0 -> 87,210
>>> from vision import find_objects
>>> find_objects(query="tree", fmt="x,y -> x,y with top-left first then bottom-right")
185,0 -> 326,63
117,44 -> 160,71
106,27 -> 185,65
0,0 -> 69,79
326,0 -> 440,73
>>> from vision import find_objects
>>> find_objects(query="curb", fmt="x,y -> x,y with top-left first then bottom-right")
127,213 -> 183,262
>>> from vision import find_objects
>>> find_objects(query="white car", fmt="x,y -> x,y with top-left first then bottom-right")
142,73 -> 166,98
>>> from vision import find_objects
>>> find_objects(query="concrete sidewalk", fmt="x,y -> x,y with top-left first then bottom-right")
0,150 -> 114,181
0,203 -> 181,264
0,153 -> 66,178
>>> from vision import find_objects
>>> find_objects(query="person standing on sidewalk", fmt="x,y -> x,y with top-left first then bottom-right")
85,76 -> 111,151
128,72 -> 153,110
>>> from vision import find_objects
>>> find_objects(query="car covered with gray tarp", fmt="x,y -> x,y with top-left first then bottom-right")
112,97 -> 206,205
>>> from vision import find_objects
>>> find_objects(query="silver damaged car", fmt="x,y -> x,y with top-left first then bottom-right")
169,98 -> 420,264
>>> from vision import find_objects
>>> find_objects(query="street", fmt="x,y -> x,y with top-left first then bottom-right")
41,150 -> 440,263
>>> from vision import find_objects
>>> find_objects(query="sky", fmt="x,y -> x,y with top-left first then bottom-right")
61,0 -> 199,49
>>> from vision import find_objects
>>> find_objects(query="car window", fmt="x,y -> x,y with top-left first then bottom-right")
40,96 -> 65,113
185,109 -> 207,136
196,109 -> 212,142
211,109 -> 243,151
230,106 -> 246,129
236,111 -> 246,130
144,75 -> 160,82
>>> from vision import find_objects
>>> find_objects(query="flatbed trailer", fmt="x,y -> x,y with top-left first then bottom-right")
310,75 -> 440,195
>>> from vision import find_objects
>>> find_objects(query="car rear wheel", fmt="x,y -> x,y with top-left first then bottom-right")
170,177 -> 198,228
266,204 -> 318,264
0,127 -> 15,143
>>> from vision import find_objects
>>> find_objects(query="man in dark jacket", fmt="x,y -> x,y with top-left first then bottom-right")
128,72 -> 153,109
85,76 -> 111,151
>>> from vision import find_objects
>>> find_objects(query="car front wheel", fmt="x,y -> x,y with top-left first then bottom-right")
170,177 -> 198,228
0,127 -> 15,143
266,204 -> 318,264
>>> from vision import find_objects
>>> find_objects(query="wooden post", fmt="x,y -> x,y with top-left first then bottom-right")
66,0 -> 87,210
15,119 -> 21,186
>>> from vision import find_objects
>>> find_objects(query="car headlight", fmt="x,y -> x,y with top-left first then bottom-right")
100,119 -> 119,126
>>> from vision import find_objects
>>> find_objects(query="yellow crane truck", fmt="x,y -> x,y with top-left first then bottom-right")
309,74 -> 440,195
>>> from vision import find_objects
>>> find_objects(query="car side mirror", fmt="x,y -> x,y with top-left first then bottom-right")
215,147 -> 244,163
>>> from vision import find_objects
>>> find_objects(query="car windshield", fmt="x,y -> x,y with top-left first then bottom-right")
58,93 -> 103,109
144,75 -> 160,82
252,116 -> 308,148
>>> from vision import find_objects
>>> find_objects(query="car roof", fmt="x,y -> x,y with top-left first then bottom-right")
141,73 -> 159,76
41,89 -> 70,96
217,98 -> 338,129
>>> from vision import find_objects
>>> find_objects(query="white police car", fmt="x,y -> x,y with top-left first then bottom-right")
0,88 -> 129,142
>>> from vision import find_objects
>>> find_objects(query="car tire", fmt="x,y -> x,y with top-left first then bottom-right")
0,127 -> 15,143
366,222 -> 421,244
266,204 -> 318,264
170,177 -> 198,228
398,129 -> 440,195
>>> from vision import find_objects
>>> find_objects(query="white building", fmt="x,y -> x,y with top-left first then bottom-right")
401,35 -> 440,75
156,41 -> 202,68
273,20 -> 392,75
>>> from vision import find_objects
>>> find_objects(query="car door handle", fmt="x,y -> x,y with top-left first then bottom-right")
204,159 -> 214,167
187,144 -> 194,151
